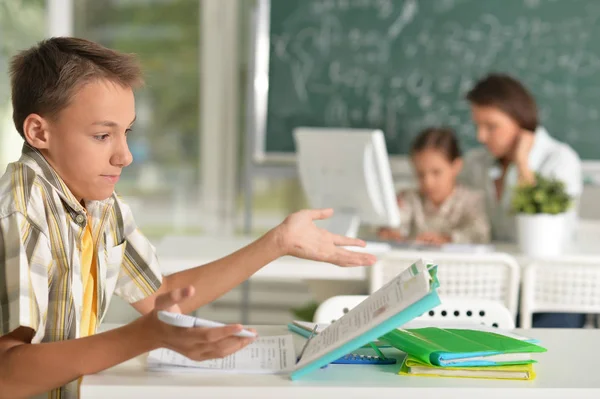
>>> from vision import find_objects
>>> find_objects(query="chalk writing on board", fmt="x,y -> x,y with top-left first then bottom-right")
266,0 -> 600,158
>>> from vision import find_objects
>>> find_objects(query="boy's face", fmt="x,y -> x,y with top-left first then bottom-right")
37,80 -> 135,202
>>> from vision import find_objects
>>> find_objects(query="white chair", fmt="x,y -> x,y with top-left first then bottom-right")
520,256 -> 600,329
313,295 -> 515,329
313,295 -> 368,324
415,297 -> 515,329
370,251 -> 521,318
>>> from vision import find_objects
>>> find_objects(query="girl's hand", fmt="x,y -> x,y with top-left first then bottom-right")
377,228 -> 404,242
415,232 -> 451,245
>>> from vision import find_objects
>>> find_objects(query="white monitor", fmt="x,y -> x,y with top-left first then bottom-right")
293,127 -> 400,238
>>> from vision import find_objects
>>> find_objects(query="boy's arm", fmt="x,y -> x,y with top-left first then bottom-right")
0,287 -> 254,398
133,209 -> 377,315
0,320 -> 152,398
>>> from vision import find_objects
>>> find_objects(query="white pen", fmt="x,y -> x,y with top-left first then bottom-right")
296,325 -> 319,362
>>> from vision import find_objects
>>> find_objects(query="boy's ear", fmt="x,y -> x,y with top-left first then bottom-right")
452,158 -> 464,176
23,114 -> 51,149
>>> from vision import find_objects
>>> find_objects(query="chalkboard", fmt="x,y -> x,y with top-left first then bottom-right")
262,0 -> 600,160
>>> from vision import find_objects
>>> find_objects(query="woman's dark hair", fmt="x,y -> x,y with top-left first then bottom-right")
466,73 -> 538,132
410,127 -> 462,162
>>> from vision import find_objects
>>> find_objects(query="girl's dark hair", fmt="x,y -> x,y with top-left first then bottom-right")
410,127 -> 462,162
466,73 -> 538,132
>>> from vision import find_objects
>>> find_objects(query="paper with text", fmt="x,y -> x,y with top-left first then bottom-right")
295,259 -> 433,369
147,335 -> 296,374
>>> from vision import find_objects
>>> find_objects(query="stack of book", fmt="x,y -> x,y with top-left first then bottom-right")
380,327 -> 547,380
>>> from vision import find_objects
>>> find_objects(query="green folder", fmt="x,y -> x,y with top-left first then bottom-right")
380,327 -> 547,367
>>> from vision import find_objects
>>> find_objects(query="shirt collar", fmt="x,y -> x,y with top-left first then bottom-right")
527,126 -> 554,170
19,143 -> 114,216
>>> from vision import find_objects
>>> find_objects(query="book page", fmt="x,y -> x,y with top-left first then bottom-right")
295,260 -> 433,368
147,335 -> 296,374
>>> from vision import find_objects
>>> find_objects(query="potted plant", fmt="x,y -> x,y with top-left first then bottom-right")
511,174 -> 573,257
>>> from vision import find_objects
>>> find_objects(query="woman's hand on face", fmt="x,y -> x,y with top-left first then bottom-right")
514,131 -> 536,185
514,131 -> 535,170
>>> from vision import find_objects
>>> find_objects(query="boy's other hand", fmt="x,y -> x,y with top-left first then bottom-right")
146,286 -> 255,362
273,208 -> 377,267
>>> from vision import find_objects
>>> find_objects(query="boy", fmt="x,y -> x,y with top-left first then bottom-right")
0,37 -> 376,398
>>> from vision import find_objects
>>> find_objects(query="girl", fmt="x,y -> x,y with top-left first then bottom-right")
379,127 -> 490,245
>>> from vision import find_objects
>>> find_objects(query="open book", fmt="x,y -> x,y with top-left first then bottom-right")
291,259 -> 440,379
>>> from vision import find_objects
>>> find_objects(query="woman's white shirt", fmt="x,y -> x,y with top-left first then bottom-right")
460,126 -> 582,242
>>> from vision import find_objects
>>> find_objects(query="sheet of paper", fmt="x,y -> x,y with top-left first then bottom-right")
147,335 -> 296,374
296,259 -> 433,368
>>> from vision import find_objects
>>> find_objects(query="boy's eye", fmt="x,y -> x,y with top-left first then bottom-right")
94,134 -> 109,141
125,128 -> 133,135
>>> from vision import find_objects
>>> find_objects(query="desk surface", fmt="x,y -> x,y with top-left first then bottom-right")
81,326 -> 600,399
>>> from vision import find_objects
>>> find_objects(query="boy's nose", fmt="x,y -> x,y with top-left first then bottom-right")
112,141 -> 133,168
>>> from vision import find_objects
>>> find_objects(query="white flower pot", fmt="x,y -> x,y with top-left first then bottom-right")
516,213 -> 568,258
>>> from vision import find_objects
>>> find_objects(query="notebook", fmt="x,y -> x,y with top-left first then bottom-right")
400,355 -> 536,380
381,327 -> 547,367
290,258 -> 441,380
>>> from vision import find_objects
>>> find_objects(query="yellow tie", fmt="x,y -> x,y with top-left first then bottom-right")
80,218 -> 98,337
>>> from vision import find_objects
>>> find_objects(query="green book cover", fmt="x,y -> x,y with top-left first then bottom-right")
380,327 -> 547,367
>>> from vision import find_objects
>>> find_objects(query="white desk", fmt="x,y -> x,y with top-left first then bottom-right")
82,326 -> 600,398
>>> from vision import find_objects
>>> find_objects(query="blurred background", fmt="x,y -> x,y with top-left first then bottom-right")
0,0 -> 313,325
0,0 -> 305,241
3,0 -> 600,326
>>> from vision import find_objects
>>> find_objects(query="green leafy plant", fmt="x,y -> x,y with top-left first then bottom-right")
290,301 -> 319,322
511,173 -> 572,215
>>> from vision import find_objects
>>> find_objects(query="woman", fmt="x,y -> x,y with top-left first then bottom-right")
461,73 -> 584,328
461,73 -> 582,242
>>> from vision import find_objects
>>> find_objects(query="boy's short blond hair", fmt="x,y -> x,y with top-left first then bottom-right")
9,37 -> 144,138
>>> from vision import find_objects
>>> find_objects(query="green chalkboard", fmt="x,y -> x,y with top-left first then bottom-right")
264,0 -> 600,159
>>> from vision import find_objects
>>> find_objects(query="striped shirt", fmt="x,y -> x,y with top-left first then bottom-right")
0,144 -> 163,399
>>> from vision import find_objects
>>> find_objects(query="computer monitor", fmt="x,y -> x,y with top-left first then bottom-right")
294,127 -> 401,238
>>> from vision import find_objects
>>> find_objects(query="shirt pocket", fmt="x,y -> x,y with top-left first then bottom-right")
99,242 -> 127,321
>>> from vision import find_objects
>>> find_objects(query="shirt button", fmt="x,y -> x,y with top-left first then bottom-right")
75,214 -> 85,224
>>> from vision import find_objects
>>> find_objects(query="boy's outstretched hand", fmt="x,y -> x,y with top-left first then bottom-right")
146,286 -> 256,362
273,208 -> 377,267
